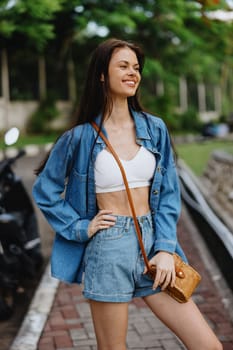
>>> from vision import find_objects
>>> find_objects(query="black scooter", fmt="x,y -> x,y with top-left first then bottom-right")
0,128 -> 43,320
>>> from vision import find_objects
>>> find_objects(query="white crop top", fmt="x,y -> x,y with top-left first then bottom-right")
94,146 -> 156,193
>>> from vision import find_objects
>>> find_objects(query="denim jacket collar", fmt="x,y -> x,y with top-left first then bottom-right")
93,109 -> 151,146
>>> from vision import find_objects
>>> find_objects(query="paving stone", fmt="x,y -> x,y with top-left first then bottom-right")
65,319 -> 82,325
132,319 -> 153,334
73,338 -> 97,346
160,339 -> 185,350
70,328 -> 88,341
76,303 -> 92,318
38,344 -> 56,350
54,333 -> 73,348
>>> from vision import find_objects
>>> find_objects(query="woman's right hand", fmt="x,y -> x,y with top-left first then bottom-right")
87,210 -> 117,238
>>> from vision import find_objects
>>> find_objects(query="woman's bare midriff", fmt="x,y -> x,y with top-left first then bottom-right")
96,186 -> 150,217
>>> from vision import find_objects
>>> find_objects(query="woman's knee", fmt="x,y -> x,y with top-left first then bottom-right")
204,339 -> 223,350
199,340 -> 222,350
185,332 -> 222,350
214,340 -> 223,350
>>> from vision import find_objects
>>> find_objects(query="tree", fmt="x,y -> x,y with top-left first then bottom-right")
0,0 -> 63,128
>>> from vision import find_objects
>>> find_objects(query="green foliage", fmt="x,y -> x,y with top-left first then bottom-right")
177,108 -> 202,132
0,0 -> 63,51
0,19 -> 15,37
143,58 -> 164,79
27,95 -> 59,134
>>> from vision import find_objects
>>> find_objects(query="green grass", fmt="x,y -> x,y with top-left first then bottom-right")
176,140 -> 233,176
0,133 -> 60,149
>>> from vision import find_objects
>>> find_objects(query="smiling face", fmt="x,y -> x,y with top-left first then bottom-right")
106,47 -> 141,101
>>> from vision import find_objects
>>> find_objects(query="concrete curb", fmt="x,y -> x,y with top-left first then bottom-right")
9,264 -> 59,350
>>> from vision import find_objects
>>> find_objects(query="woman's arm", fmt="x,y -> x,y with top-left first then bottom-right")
32,128 -> 90,243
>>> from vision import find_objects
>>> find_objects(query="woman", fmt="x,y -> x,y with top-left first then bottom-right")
33,38 -> 222,350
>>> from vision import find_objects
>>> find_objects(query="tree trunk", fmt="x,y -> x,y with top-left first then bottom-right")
179,77 -> 188,112
1,48 -> 10,129
156,80 -> 164,96
67,57 -> 76,103
197,82 -> 206,112
214,85 -> 221,114
38,55 -> 46,101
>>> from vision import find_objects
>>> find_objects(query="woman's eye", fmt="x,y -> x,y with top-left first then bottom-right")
119,65 -> 140,72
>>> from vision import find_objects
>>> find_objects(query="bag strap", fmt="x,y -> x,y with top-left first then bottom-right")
91,121 -> 151,272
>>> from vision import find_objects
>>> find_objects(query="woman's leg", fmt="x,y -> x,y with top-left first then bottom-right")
89,300 -> 129,350
144,292 -> 222,350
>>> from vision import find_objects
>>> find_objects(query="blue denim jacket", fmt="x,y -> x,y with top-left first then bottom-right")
32,110 -> 186,284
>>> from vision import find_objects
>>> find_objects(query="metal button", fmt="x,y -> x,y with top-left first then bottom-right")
153,190 -> 159,195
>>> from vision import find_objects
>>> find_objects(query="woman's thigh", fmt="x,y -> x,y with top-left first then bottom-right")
144,292 -> 222,350
89,300 -> 128,350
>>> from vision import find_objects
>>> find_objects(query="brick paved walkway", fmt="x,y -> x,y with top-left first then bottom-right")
14,208 -> 233,350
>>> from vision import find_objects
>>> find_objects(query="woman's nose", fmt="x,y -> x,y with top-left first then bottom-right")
127,67 -> 136,75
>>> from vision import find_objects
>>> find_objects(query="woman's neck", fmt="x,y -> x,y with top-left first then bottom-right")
105,99 -> 133,128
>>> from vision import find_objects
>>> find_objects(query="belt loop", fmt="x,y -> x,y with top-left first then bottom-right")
125,217 -> 131,231
143,212 -> 151,228
148,213 -> 153,227
147,212 -> 153,228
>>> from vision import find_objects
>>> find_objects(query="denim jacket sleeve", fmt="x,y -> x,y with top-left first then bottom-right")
153,120 -> 181,254
32,128 -> 90,243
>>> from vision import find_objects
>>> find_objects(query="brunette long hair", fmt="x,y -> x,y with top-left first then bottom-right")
35,39 -> 145,175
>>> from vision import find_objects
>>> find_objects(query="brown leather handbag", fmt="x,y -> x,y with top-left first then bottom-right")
91,122 -> 201,303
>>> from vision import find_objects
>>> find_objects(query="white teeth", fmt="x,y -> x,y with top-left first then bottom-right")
124,81 -> 135,86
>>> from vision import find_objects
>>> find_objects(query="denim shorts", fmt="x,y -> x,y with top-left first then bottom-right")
83,212 -> 161,302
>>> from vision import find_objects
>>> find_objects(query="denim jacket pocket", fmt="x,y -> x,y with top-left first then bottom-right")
67,169 -> 88,215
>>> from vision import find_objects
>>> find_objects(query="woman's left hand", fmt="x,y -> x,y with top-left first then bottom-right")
144,251 -> 176,291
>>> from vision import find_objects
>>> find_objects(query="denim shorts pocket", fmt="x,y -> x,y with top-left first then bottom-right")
97,225 -> 125,241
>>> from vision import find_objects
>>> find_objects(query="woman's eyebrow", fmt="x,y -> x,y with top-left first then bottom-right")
118,60 -> 139,66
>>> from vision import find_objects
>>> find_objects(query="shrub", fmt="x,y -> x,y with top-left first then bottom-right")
177,107 -> 202,132
27,95 -> 59,134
